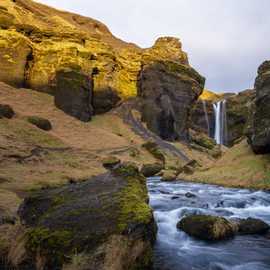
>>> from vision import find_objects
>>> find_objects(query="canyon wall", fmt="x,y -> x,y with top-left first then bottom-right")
0,0 -> 205,140
248,61 -> 270,154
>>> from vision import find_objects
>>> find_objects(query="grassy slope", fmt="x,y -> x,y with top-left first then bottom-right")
180,140 -> 270,190
0,82 -> 161,215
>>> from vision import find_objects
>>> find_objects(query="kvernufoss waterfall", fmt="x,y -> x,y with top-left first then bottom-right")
213,100 -> 228,145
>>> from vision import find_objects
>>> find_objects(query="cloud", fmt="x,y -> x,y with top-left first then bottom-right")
37,0 -> 270,92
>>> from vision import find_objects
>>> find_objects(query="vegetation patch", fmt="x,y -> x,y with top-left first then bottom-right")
27,227 -> 73,265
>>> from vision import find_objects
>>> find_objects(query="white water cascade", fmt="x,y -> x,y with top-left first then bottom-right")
201,100 -> 210,136
213,100 -> 227,145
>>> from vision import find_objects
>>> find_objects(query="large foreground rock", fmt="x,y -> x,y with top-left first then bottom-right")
249,61 -> 270,154
177,215 -> 234,241
16,163 -> 156,270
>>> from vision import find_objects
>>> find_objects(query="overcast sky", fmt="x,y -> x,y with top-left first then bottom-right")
37,0 -> 270,92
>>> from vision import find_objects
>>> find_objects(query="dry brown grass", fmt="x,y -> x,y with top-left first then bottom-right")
180,140 -> 270,190
0,82 -> 158,217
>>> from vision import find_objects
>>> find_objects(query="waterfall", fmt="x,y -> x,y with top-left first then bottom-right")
202,100 -> 210,136
213,100 -> 227,145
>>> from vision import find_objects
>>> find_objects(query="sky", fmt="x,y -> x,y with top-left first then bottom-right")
37,0 -> 270,92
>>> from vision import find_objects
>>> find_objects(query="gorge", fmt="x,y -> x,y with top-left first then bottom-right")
0,0 -> 270,270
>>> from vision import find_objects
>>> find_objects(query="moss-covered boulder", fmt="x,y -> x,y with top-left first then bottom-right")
177,215 -> 235,241
54,69 -> 93,122
141,163 -> 164,177
231,218 -> 270,235
27,116 -> 52,131
0,104 -> 15,119
17,163 -> 156,270
249,61 -> 270,154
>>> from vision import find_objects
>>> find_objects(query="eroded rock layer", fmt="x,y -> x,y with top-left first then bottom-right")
0,0 -> 204,138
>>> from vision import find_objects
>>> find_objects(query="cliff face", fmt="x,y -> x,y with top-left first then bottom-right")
0,0 -> 204,140
249,61 -> 270,154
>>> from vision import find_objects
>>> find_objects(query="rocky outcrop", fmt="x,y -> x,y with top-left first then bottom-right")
226,89 -> 255,146
15,163 -> 156,270
249,61 -> 270,154
139,55 -> 205,141
54,69 -> 93,121
0,30 -> 32,87
0,0 -> 204,141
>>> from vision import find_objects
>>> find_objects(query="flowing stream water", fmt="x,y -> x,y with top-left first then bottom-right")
148,177 -> 270,270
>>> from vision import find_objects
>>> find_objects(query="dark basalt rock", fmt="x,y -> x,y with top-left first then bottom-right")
0,104 -> 15,119
185,192 -> 196,198
18,164 -> 156,270
249,61 -> 270,154
93,88 -> 121,114
54,69 -> 93,122
27,116 -> 52,131
138,61 -> 205,142
231,218 -> 270,235
141,163 -> 164,177
177,215 -> 234,241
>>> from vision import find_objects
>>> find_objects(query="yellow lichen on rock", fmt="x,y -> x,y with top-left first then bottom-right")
199,89 -> 220,101
0,29 -> 32,87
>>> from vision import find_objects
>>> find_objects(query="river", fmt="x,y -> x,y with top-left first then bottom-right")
147,177 -> 270,270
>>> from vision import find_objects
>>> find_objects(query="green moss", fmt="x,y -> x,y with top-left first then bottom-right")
163,61 -> 205,87
113,162 -> 140,178
116,174 -> 152,232
192,134 -> 216,150
27,227 -> 73,265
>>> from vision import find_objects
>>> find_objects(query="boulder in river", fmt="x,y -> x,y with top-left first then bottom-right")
185,192 -> 197,198
177,215 -> 235,241
231,217 -> 270,235
141,163 -> 164,177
